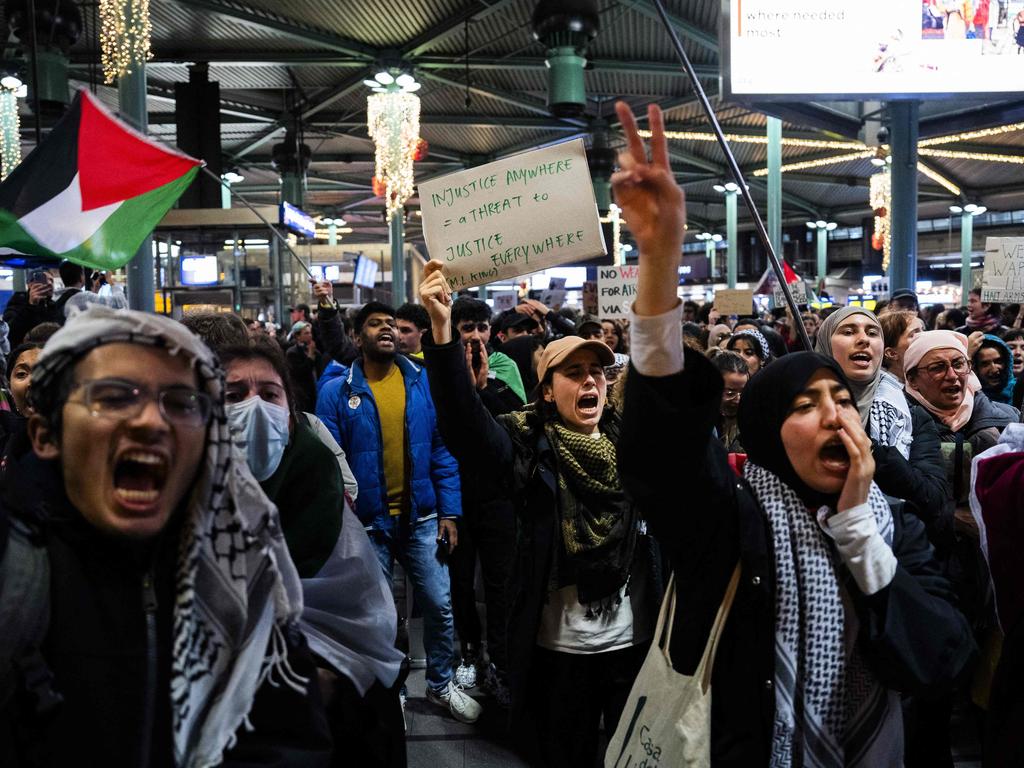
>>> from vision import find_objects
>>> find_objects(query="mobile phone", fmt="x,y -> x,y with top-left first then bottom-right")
469,339 -> 483,371
28,269 -> 47,285
436,530 -> 450,563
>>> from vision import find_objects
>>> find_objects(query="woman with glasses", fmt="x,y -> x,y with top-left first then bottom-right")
905,330 -> 1019,506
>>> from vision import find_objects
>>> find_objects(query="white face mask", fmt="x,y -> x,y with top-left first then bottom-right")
226,396 -> 291,481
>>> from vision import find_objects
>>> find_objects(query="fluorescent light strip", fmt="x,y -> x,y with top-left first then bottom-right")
918,148 -> 1024,165
637,129 -> 865,150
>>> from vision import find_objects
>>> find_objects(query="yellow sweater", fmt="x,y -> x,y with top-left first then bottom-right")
368,364 -> 407,516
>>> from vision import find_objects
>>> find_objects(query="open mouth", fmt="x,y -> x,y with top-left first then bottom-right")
849,351 -> 873,366
818,439 -> 850,472
113,450 -> 168,509
577,393 -> 600,416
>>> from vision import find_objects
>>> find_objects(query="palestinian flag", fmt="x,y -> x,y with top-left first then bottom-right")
0,89 -> 201,270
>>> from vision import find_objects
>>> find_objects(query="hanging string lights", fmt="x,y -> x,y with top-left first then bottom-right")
0,76 -> 25,180
99,0 -> 153,84
869,169 -> 892,271
365,70 -> 421,222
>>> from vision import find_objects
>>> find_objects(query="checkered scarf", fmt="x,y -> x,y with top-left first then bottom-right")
31,305 -> 305,768
743,461 -> 903,767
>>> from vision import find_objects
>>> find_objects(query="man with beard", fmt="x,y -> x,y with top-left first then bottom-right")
315,302 -> 479,724
712,350 -> 749,453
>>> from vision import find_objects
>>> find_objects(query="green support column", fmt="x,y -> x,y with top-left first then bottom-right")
817,229 -> 828,288
390,211 -> 405,304
766,117 -> 782,255
960,211 -> 974,297
119,39 -> 154,312
888,101 -> 919,293
726,190 -> 738,288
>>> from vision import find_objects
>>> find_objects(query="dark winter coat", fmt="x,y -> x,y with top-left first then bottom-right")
619,348 -> 975,767
872,400 -> 955,548
2,294 -> 62,349
0,437 -> 332,768
422,338 -> 661,730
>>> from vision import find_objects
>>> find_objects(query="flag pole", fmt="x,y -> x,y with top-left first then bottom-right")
25,0 -> 42,145
199,165 -> 317,283
647,0 -> 812,351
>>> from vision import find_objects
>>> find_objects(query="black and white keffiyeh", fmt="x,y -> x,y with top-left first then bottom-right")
870,371 -> 914,460
31,305 -> 305,768
743,461 -> 903,768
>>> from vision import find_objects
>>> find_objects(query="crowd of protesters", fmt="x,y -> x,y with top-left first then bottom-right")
0,101 -> 1020,768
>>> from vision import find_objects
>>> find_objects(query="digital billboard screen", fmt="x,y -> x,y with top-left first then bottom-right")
725,0 -> 1024,99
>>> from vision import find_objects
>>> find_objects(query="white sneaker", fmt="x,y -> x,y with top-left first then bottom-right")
454,659 -> 478,689
425,680 -> 483,724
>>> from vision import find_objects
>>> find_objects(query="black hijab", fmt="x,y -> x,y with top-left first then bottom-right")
499,335 -> 542,397
737,351 -> 852,509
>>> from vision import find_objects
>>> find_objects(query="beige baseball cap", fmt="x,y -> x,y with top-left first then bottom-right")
537,336 -> 615,382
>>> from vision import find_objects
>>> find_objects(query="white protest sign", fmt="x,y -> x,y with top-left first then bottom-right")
773,280 -> 807,307
981,238 -> 1024,303
492,293 -> 517,312
418,139 -> 605,290
597,265 -> 639,319
540,288 -> 567,310
715,288 -> 754,317
548,276 -> 567,290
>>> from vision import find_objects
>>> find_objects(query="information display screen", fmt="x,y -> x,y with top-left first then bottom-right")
180,255 -> 219,286
725,0 -> 1024,99
354,254 -> 379,289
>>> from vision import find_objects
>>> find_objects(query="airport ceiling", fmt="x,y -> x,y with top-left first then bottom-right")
26,0 -> 1024,243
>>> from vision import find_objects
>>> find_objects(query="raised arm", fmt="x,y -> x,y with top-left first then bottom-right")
419,261 -> 515,471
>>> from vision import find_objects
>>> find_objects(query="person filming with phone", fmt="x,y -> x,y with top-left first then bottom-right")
4,267 -> 63,347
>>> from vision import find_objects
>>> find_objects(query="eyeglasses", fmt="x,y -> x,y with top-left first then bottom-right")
458,322 -> 489,333
69,378 -> 212,427
914,357 -> 971,380
723,389 -> 743,400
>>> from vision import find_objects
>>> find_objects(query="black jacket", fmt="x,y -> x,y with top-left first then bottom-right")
422,338 -> 660,728
619,349 -> 975,767
872,401 -> 955,548
2,293 -> 63,348
0,434 -> 332,768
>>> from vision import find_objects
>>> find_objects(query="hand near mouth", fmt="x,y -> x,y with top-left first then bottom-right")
835,407 -> 875,514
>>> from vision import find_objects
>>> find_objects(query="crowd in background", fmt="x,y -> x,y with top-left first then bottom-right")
1,101 -> 1021,768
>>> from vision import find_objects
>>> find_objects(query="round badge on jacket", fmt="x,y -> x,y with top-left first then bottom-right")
348,395 -> 361,410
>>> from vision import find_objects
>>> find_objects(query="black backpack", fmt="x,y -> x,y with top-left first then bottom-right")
0,515 -> 60,714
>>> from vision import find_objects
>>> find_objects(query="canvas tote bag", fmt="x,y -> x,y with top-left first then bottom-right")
605,564 -> 741,768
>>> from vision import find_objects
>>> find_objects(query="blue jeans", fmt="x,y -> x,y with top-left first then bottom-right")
368,516 -> 454,693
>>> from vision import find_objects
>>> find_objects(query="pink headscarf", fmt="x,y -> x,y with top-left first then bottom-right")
903,330 -> 981,432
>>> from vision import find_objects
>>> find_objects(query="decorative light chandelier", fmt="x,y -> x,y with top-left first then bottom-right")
0,76 -> 25,180
869,169 -> 892,271
100,0 -> 153,84
365,71 -> 421,222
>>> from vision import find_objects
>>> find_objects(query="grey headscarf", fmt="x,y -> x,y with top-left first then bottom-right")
814,306 -> 883,427
31,305 -> 305,768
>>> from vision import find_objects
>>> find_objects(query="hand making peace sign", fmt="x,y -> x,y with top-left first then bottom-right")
612,101 -> 687,317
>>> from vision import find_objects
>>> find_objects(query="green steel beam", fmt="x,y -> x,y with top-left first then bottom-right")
168,0 -> 378,59
402,0 -> 519,57
618,0 -> 719,54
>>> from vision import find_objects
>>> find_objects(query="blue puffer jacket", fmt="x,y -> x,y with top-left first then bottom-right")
315,356 -> 462,527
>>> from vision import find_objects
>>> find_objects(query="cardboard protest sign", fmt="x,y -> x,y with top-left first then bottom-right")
715,288 -> 754,316
597,265 -> 639,320
981,238 -> 1024,303
418,139 -> 605,290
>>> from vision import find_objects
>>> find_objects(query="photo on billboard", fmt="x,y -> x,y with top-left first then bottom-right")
723,0 -> 1024,99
